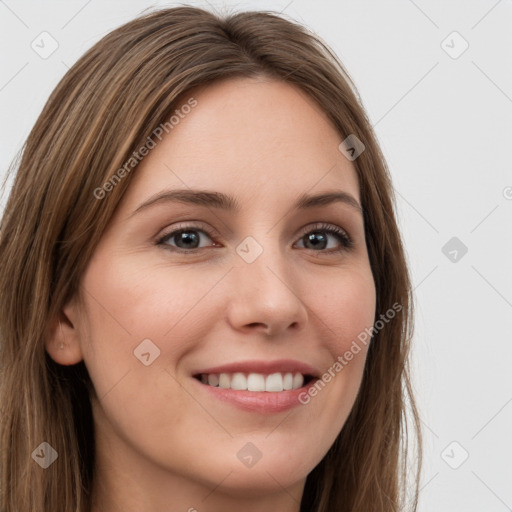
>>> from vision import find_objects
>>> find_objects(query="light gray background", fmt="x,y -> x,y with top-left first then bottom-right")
1,1 -> 511,510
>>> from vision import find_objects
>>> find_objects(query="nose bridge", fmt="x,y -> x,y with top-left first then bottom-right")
228,231 -> 307,334
235,231 -> 289,288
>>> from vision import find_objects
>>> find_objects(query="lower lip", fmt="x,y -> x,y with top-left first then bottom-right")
192,377 -> 316,414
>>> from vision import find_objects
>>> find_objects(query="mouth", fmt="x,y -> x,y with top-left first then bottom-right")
190,359 -> 320,413
193,371 -> 317,392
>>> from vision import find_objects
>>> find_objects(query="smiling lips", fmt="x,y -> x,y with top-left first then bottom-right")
192,359 -> 320,413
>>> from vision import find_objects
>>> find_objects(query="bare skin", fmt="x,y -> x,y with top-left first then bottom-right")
46,76 -> 376,512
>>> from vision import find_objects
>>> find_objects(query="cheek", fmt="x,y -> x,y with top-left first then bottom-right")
77,255 -> 230,393
78,256 -> 224,446
319,267 -> 376,355
81,254 -> 225,341
302,267 -> 376,419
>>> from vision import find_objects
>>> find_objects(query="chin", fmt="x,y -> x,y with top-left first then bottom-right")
211,463 -> 308,498
204,449 -> 314,494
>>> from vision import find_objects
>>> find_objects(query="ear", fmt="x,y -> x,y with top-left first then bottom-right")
45,301 -> 84,366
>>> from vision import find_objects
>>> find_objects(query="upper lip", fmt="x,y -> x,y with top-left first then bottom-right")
192,359 -> 320,378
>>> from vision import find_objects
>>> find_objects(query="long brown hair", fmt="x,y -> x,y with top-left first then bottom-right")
0,6 -> 422,511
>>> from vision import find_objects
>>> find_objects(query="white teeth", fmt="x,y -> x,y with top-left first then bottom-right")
265,372 -> 283,392
283,372 -> 293,390
199,371 -> 307,392
247,373 -> 265,391
230,372 -> 247,390
292,373 -> 304,390
218,373 -> 230,389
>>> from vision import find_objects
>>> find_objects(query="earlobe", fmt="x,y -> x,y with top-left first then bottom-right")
45,306 -> 84,366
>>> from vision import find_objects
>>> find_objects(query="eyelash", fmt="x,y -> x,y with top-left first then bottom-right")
156,222 -> 354,255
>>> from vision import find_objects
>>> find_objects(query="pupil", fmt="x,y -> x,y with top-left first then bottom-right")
306,232 -> 327,250
176,231 -> 199,248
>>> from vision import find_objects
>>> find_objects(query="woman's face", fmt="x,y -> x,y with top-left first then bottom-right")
58,77 -> 376,506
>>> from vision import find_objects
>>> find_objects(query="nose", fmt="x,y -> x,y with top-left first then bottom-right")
226,247 -> 308,337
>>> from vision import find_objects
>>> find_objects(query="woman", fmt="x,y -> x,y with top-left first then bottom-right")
0,6 -> 422,512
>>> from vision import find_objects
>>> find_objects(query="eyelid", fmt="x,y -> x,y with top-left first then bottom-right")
294,222 -> 354,253
296,222 -> 352,242
156,221 -> 220,245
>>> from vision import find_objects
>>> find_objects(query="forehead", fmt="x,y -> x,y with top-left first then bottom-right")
122,77 -> 360,211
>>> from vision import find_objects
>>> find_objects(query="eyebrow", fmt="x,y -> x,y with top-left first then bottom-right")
130,188 -> 363,217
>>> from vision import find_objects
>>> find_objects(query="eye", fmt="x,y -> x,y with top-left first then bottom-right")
157,223 -> 217,252
156,222 -> 354,254
295,222 -> 354,253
